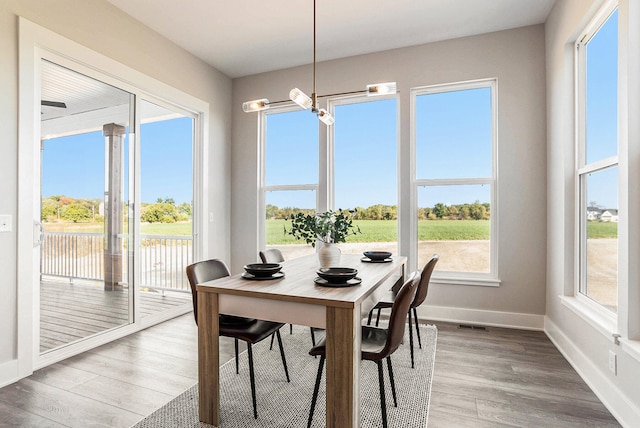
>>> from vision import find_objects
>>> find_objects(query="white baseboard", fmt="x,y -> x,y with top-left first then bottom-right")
545,317 -> 640,428
416,304 -> 545,330
0,359 -> 19,388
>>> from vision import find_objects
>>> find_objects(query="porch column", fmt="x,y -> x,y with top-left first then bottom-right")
103,123 -> 125,291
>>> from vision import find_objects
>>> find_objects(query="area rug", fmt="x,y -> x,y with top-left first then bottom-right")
132,323 -> 437,427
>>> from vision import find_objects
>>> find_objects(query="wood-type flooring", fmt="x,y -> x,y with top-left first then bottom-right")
0,315 -> 621,427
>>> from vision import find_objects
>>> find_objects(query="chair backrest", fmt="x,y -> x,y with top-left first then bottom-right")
259,248 -> 285,263
186,259 -> 231,325
380,270 -> 421,358
412,254 -> 439,308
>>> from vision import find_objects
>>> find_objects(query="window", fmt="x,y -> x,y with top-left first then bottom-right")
261,108 -> 318,259
576,6 -> 618,313
413,80 -> 497,282
333,98 -> 398,255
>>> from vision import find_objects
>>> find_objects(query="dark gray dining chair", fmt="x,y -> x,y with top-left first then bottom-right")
260,249 -> 321,346
186,258 -> 290,419
307,270 -> 421,428
367,254 -> 439,368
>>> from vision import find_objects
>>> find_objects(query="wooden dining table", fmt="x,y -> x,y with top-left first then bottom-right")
195,252 -> 406,427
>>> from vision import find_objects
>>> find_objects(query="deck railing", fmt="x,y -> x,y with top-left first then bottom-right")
40,232 -> 193,292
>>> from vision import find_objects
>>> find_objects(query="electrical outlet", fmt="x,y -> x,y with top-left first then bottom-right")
608,350 -> 617,375
0,215 -> 12,232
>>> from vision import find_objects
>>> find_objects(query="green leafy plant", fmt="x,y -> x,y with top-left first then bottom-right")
287,209 -> 361,247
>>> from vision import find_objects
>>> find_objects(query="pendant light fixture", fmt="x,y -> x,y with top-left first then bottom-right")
242,0 -> 396,125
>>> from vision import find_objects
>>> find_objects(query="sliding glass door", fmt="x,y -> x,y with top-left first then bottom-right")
38,60 -> 195,355
40,60 -> 134,352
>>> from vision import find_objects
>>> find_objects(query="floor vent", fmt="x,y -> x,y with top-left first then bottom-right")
458,324 -> 488,331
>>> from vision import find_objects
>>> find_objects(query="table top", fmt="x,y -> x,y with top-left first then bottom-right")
196,253 -> 406,309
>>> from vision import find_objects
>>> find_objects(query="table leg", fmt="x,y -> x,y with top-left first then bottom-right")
325,305 -> 361,428
198,291 -> 220,426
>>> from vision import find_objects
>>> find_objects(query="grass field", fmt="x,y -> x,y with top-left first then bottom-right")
43,219 -> 618,242
43,221 -> 192,236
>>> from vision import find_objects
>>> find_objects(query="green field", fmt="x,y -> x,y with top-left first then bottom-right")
43,219 -> 618,242
587,221 -> 618,239
267,219 -> 491,244
44,221 -> 192,236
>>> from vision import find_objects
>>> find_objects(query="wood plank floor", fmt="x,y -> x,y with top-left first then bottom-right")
40,279 -> 191,352
0,315 -> 621,427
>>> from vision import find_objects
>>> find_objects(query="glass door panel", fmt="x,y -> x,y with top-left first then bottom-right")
138,100 -> 194,317
39,60 -> 133,353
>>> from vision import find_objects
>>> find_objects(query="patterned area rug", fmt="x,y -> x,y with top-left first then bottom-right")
132,323 -> 437,427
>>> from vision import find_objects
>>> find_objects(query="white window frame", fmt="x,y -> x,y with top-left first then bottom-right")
258,104 -> 319,251
410,79 -> 499,286
327,94 -> 401,214
573,0 -> 619,321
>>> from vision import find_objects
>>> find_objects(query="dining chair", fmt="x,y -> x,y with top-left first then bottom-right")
367,254 -> 438,368
260,249 -> 319,346
186,258 -> 290,419
306,270 -> 421,428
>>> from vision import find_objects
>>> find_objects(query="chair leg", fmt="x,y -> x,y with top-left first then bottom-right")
408,309 -> 415,369
235,338 -> 240,374
269,333 -> 275,350
310,327 -> 316,346
307,356 -> 325,428
413,307 -> 422,349
275,330 -> 290,382
367,308 -> 374,325
386,356 -> 397,407
247,344 -> 258,419
376,360 -> 388,428
375,307 -> 382,327
290,323 -> 293,334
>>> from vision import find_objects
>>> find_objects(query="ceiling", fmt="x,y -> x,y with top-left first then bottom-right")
105,0 -> 557,79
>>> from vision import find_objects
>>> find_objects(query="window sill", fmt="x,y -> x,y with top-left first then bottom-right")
559,295 -> 618,339
560,296 -> 640,364
431,275 -> 501,287
620,338 -> 640,364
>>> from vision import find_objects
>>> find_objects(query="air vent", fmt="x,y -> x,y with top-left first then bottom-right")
458,324 -> 487,331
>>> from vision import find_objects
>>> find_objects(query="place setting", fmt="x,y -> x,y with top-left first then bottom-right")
241,263 -> 285,280
314,267 -> 362,287
361,250 -> 393,263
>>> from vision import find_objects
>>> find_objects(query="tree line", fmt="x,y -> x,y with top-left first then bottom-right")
266,201 -> 490,221
42,195 -> 192,223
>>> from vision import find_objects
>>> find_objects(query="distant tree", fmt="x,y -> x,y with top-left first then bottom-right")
141,203 -> 179,223
178,202 -> 192,218
61,203 -> 91,223
433,203 -> 449,219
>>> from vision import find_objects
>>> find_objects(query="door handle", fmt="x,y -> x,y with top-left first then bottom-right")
34,220 -> 44,247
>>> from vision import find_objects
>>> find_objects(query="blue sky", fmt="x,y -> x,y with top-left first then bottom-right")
43,10 -> 618,211
42,116 -> 193,204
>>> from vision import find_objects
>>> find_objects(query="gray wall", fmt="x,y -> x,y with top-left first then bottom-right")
0,0 -> 231,379
545,0 -> 640,424
231,25 -> 548,324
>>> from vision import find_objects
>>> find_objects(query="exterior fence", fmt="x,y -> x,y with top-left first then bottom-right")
40,232 -> 193,293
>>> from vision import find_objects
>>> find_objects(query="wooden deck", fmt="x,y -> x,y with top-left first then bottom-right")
40,279 -> 191,352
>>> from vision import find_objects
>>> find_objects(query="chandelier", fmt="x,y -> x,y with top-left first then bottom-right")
242,0 -> 396,125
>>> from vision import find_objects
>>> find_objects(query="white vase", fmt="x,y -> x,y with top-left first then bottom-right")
317,242 -> 341,268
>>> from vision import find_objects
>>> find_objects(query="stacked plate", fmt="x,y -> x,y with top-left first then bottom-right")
314,267 -> 361,287
242,263 -> 284,280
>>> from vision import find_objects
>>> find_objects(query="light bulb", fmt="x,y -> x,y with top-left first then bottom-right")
289,88 -> 313,110
366,82 -> 397,96
318,109 -> 335,125
242,99 -> 270,112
